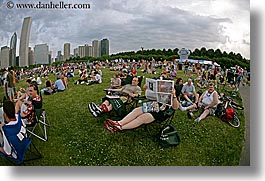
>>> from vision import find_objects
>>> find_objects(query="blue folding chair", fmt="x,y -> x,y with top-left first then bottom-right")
0,115 -> 42,165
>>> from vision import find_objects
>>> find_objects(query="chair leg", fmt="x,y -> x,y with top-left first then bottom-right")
27,110 -> 49,142
24,142 -> 42,162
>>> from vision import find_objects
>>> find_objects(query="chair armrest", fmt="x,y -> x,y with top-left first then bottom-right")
104,88 -> 122,92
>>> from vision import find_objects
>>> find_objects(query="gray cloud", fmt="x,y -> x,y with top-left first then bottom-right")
0,0 -> 250,59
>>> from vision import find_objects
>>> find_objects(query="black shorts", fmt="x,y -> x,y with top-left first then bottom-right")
150,109 -> 172,122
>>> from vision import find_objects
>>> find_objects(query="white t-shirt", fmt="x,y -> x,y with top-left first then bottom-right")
202,90 -> 217,106
95,74 -> 102,83
1,115 -> 19,158
36,77 -> 42,85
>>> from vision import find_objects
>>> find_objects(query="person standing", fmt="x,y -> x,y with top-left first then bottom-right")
6,68 -> 15,102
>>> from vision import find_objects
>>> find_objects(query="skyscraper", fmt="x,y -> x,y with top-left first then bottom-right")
88,45 -> 93,57
57,51 -> 64,61
64,43 -> 70,61
19,17 -> 32,67
100,38 -> 109,56
28,47 -> 34,65
34,44 -> 49,64
92,40 -> 99,57
48,51 -> 52,64
74,48 -> 79,57
9,32 -> 17,66
78,45 -> 85,58
0,46 -> 10,68
84,44 -> 89,57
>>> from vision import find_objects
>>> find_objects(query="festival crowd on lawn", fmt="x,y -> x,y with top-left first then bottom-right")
0,58 -> 249,125
0,58 -> 250,106
0,57 -> 250,159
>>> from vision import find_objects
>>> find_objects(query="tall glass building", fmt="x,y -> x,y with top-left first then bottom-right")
9,32 -> 17,66
19,17 -> 32,67
100,38 -> 109,56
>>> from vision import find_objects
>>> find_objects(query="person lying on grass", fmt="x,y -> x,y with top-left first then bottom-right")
103,88 -> 179,133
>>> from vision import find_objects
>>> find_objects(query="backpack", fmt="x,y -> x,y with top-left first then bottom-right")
224,108 -> 235,119
158,124 -> 180,148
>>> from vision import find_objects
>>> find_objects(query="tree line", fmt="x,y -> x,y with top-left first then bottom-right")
62,47 -> 250,70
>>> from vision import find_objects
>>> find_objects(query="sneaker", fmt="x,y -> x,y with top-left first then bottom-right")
179,104 -> 185,111
194,117 -> 200,122
88,103 -> 98,117
91,103 -> 102,113
187,111 -> 193,119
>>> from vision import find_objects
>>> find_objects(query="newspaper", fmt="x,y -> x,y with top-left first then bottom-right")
145,78 -> 174,106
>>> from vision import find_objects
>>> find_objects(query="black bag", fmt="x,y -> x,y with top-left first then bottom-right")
215,103 -> 226,118
158,124 -> 181,148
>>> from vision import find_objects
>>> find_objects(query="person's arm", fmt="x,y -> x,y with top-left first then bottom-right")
172,89 -> 179,110
129,89 -> 141,98
0,147 -> 6,155
193,86 -> 199,103
117,78 -> 121,87
105,88 -> 122,92
181,85 -> 186,96
197,92 -> 205,107
110,78 -> 114,86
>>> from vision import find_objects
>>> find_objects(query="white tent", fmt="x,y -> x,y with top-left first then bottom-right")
203,60 -> 220,67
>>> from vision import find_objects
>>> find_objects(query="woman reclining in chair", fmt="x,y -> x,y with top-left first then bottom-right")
103,88 -> 179,133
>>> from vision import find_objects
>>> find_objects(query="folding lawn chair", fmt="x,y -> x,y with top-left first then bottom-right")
0,116 -> 42,165
0,136 -> 42,165
26,108 -> 49,142
100,76 -> 144,119
121,75 -> 143,87
144,107 -> 176,138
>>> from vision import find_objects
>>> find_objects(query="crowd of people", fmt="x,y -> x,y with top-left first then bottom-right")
0,58 -> 249,160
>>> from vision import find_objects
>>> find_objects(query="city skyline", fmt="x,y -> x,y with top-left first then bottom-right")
0,0 -> 250,59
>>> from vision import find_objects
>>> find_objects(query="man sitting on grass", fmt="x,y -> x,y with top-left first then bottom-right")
54,76 -> 66,92
88,76 -> 142,117
181,78 -> 199,106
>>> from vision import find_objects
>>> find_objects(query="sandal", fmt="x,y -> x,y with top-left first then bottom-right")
106,119 -> 122,130
104,121 -> 115,133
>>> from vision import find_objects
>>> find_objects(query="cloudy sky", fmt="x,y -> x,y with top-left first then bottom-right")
0,0 -> 250,59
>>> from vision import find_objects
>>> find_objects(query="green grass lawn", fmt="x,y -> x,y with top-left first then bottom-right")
0,68 -> 245,166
